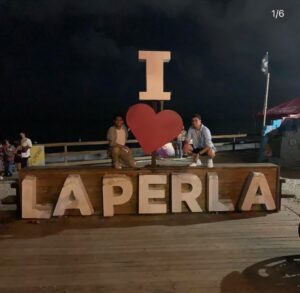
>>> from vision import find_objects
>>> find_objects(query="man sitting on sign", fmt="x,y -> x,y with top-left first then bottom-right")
183,114 -> 216,168
107,114 -> 136,169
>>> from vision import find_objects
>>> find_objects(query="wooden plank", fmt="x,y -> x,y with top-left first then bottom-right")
38,135 -> 252,168
0,210 -> 298,292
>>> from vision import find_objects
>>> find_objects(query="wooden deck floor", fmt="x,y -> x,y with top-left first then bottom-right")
0,207 -> 299,292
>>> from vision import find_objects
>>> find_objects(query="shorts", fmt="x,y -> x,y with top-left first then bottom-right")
192,148 -> 208,156
192,147 -> 216,156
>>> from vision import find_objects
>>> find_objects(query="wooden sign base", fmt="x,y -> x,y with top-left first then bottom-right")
19,163 -> 280,219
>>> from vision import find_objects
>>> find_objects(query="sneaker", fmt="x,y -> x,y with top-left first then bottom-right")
114,162 -> 122,169
207,158 -> 214,168
129,161 -> 136,168
189,159 -> 202,167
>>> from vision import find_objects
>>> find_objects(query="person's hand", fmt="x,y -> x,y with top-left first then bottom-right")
183,143 -> 192,154
22,146 -> 29,152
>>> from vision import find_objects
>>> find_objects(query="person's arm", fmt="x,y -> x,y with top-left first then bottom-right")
23,139 -> 32,152
4,147 -> 9,156
107,127 -> 116,147
199,127 -> 213,154
183,128 -> 192,153
122,126 -> 129,150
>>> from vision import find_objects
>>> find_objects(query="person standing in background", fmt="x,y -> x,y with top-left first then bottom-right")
13,140 -> 22,171
20,132 -> 32,168
3,139 -> 15,177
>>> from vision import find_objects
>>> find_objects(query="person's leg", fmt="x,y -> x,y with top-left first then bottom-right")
207,148 -> 216,159
111,146 -> 122,169
21,158 -> 28,168
4,161 -> 12,176
120,148 -> 136,168
192,153 -> 199,162
8,161 -> 14,176
183,143 -> 193,156
16,162 -> 21,171
192,148 -> 201,162
205,148 -> 216,168
12,163 -> 16,173
178,142 -> 183,158
4,161 -> 9,176
175,142 -> 179,158
189,148 -> 202,166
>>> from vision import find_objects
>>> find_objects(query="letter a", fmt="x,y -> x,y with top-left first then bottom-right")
53,174 -> 94,216
239,172 -> 276,211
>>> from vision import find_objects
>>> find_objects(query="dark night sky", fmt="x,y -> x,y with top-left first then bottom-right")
0,0 -> 299,142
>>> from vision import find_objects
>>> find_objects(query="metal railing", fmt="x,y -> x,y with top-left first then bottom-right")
38,134 -> 256,166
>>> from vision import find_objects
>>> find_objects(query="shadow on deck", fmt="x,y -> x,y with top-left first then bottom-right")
0,212 -> 271,240
221,255 -> 300,293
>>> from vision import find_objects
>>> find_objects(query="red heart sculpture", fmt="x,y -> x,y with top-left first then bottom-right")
126,103 -> 183,154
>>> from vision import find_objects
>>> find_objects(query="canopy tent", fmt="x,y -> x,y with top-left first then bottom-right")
258,97 -> 300,119
258,98 -> 300,167
265,116 -> 300,167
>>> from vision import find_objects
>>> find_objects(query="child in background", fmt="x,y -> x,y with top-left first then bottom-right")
174,127 -> 187,158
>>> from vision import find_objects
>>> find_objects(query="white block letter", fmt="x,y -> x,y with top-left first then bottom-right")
139,175 -> 167,214
239,172 -> 276,211
103,175 -> 133,217
171,173 -> 202,212
139,50 -> 171,101
22,176 -> 53,219
207,172 -> 234,212
53,174 -> 94,216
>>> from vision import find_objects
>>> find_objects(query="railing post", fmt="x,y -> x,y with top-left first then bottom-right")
64,145 -> 68,164
232,137 -> 236,151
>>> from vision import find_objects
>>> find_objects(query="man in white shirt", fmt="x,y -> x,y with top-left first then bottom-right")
107,115 -> 136,169
20,132 -> 32,168
184,114 -> 216,168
